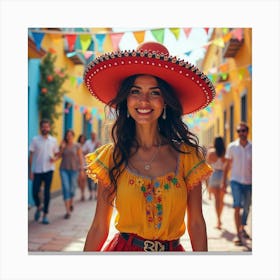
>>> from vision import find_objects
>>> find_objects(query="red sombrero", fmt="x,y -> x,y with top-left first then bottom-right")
84,42 -> 215,115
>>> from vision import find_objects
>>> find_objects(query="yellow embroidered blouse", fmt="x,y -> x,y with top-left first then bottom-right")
85,143 -> 212,241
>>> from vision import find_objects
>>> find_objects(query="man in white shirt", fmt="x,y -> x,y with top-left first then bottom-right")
28,119 -> 59,224
83,132 -> 101,199
222,122 -> 252,246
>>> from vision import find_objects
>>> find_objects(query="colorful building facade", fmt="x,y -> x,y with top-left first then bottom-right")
195,28 -> 252,147
28,28 -> 113,202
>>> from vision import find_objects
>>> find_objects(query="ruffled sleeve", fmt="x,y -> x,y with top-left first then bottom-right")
181,144 -> 213,190
85,143 -> 114,186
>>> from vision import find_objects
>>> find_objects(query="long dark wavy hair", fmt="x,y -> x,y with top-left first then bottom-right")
214,136 -> 226,157
105,74 -> 205,203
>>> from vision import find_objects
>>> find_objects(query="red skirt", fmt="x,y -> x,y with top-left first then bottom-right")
103,232 -> 185,252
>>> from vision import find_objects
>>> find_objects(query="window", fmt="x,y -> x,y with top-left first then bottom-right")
64,101 -> 73,134
82,114 -> 92,139
241,92 -> 247,122
230,104 -> 234,142
223,110 -> 227,144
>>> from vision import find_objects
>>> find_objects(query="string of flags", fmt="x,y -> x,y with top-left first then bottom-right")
29,27 -> 244,61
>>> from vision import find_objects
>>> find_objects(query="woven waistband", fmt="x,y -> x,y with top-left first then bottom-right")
120,233 -> 180,252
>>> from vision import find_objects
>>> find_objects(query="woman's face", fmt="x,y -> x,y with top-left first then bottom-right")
127,75 -> 165,125
66,131 -> 74,143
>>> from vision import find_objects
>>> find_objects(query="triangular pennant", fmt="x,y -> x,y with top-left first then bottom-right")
238,68 -> 246,80
84,51 -> 94,60
110,32 -> 124,51
95,34 -> 106,52
76,76 -> 83,86
169,28 -> 181,40
232,28 -> 243,41
151,29 -> 165,43
224,83 -> 231,92
183,28 -> 192,38
31,32 -> 45,50
70,76 -> 76,86
212,38 -> 225,48
80,34 -> 92,51
247,65 -> 252,76
48,47 -> 57,54
185,50 -> 192,56
223,32 -> 232,43
65,34 -> 77,52
133,31 -> 145,44
204,28 -> 209,35
222,28 -> 229,34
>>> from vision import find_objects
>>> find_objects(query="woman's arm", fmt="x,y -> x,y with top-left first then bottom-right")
187,183 -> 208,251
83,183 -> 114,251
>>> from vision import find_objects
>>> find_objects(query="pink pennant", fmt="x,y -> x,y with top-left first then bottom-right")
232,28 -> 243,41
183,28 -> 192,38
204,28 -> 209,34
110,32 -> 123,51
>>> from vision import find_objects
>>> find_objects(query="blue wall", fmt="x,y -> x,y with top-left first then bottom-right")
28,59 -> 41,206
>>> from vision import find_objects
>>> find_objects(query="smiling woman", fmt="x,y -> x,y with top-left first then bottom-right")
83,41 -> 215,252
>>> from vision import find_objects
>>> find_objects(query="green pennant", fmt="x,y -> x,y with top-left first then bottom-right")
151,29 -> 165,43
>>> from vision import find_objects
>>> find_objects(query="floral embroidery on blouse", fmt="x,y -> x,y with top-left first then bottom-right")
134,174 -> 180,230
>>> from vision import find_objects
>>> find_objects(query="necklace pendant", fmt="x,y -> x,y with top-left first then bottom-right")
144,164 -> 151,170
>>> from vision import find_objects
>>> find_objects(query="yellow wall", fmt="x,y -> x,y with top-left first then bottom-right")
199,28 -> 252,147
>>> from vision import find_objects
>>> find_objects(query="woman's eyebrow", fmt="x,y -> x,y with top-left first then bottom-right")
131,85 -> 160,90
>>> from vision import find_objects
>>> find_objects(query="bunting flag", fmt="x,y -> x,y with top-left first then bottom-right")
95,33 -> 106,52
84,51 -> 94,60
222,28 -> 229,34
65,34 -> 77,52
185,50 -> 192,56
80,34 -> 92,51
31,32 -> 45,50
48,47 -> 57,54
110,32 -> 123,51
133,31 -> 145,44
204,28 -> 209,35
238,68 -> 246,80
151,29 -> 165,43
169,28 -> 181,40
247,65 -> 252,76
232,28 -> 243,41
183,28 -> 192,38
212,38 -> 225,48
70,76 -> 76,86
91,108 -> 98,116
224,83 -> 231,92
223,32 -> 232,43
76,77 -> 83,86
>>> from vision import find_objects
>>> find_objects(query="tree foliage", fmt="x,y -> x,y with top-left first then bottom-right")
38,52 -> 68,133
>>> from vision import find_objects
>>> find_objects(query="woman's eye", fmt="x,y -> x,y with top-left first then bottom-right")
151,90 -> 161,96
129,89 -> 140,95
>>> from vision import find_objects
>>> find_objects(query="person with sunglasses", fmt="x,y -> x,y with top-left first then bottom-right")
222,122 -> 252,246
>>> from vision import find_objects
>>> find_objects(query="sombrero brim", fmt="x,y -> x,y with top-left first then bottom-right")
84,50 -> 215,115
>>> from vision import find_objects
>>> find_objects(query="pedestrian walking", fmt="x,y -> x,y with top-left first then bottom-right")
206,136 -> 227,230
77,134 -> 87,201
83,132 -> 101,200
83,41 -> 215,252
58,129 -> 84,219
222,122 -> 252,245
28,118 -> 59,224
